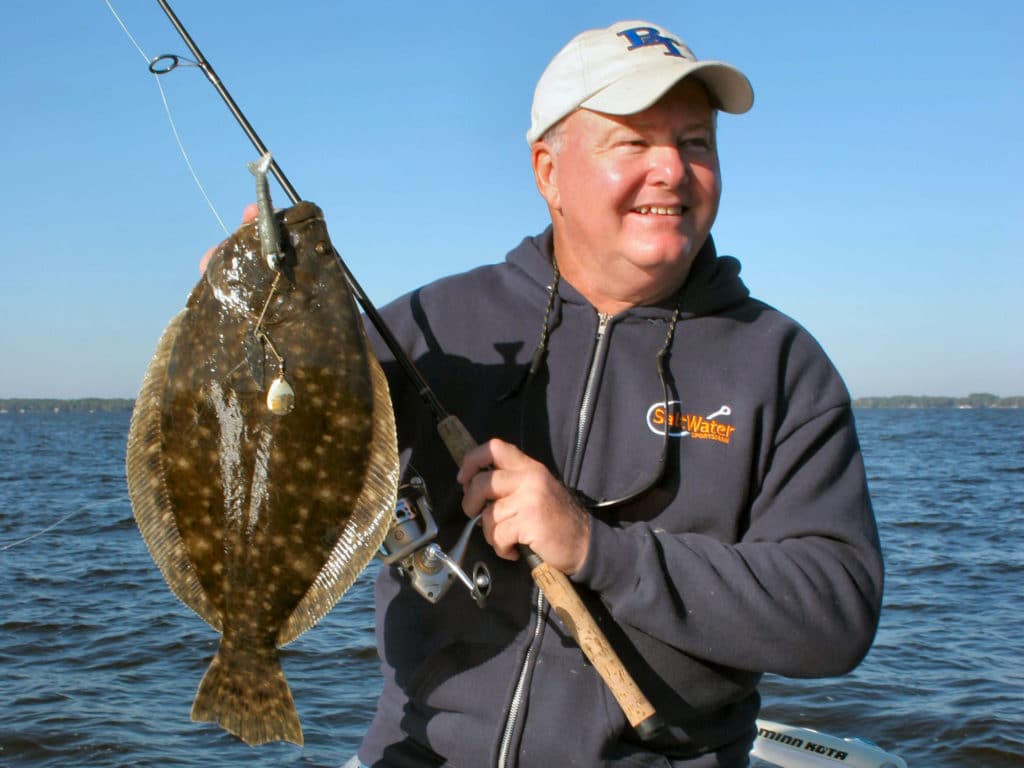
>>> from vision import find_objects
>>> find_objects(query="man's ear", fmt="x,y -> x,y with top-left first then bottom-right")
532,141 -> 561,213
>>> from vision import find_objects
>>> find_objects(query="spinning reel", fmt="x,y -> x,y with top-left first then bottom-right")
378,475 -> 492,608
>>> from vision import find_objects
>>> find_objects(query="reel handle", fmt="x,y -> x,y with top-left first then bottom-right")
436,415 -> 663,739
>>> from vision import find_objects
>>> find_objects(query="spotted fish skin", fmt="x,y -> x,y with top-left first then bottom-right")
126,201 -> 398,746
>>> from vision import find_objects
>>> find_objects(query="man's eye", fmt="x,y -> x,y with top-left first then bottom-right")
679,138 -> 711,151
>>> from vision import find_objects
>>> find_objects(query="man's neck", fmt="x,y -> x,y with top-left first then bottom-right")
552,235 -> 696,315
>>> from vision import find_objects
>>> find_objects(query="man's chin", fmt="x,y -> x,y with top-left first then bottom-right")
626,236 -> 697,268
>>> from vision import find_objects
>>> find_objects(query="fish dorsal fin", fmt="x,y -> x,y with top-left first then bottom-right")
277,341 -> 399,646
126,309 -> 222,631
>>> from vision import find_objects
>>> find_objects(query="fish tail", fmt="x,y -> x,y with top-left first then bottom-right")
191,638 -> 303,746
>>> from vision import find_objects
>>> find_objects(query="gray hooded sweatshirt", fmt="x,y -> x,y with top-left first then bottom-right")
359,229 -> 883,767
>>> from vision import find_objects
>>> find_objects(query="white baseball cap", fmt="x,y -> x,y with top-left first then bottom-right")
527,20 -> 754,144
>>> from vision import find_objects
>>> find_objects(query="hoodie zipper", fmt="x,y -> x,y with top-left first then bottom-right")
495,312 -> 610,767
496,588 -> 546,768
569,312 -> 610,485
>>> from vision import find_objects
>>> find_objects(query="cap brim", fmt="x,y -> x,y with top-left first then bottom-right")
581,60 -> 753,116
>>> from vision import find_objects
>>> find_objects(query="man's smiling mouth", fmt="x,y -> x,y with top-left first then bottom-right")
632,206 -> 685,215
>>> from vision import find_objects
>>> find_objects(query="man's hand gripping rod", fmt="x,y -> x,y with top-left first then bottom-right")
154,0 -> 662,741
436,417 -> 663,740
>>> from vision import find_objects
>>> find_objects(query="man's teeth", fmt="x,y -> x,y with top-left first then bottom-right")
633,206 -> 683,215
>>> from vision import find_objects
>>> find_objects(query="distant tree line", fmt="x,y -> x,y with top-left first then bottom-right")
0,398 -> 135,413
2,394 -> 1021,413
853,393 -> 1023,409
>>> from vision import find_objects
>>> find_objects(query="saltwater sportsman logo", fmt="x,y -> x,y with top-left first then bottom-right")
616,27 -> 688,58
647,401 -> 736,444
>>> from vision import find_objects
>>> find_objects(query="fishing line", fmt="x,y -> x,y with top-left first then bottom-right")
0,501 -> 110,552
104,0 -> 229,235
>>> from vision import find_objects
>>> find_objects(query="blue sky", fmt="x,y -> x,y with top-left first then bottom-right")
2,1 -> 1021,398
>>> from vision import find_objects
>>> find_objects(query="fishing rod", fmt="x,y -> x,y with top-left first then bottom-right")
149,0 -> 662,739
151,0 -> 448,427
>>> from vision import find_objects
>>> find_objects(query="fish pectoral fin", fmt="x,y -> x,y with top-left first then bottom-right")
126,309 -> 222,631
277,346 -> 400,646
191,638 -> 302,746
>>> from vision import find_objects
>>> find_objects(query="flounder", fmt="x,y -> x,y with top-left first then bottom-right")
125,171 -> 398,746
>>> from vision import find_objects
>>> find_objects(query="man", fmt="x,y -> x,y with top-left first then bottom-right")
353,19 -> 884,767
358,19 -> 884,767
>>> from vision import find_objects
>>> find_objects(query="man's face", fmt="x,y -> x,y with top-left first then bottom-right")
536,79 -> 721,310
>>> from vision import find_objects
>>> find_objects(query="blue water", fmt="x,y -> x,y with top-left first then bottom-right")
1,408 -> 1021,767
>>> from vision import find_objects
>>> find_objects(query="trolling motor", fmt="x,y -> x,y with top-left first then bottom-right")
377,475 -> 492,607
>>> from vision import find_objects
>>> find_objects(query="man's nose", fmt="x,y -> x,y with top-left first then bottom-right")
647,145 -> 687,186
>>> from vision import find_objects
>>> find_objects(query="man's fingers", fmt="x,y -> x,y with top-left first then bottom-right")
456,436 -> 588,571
457,438 -> 528,484
479,504 -> 521,562
462,468 -> 507,518
199,245 -> 216,275
456,440 -> 496,485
